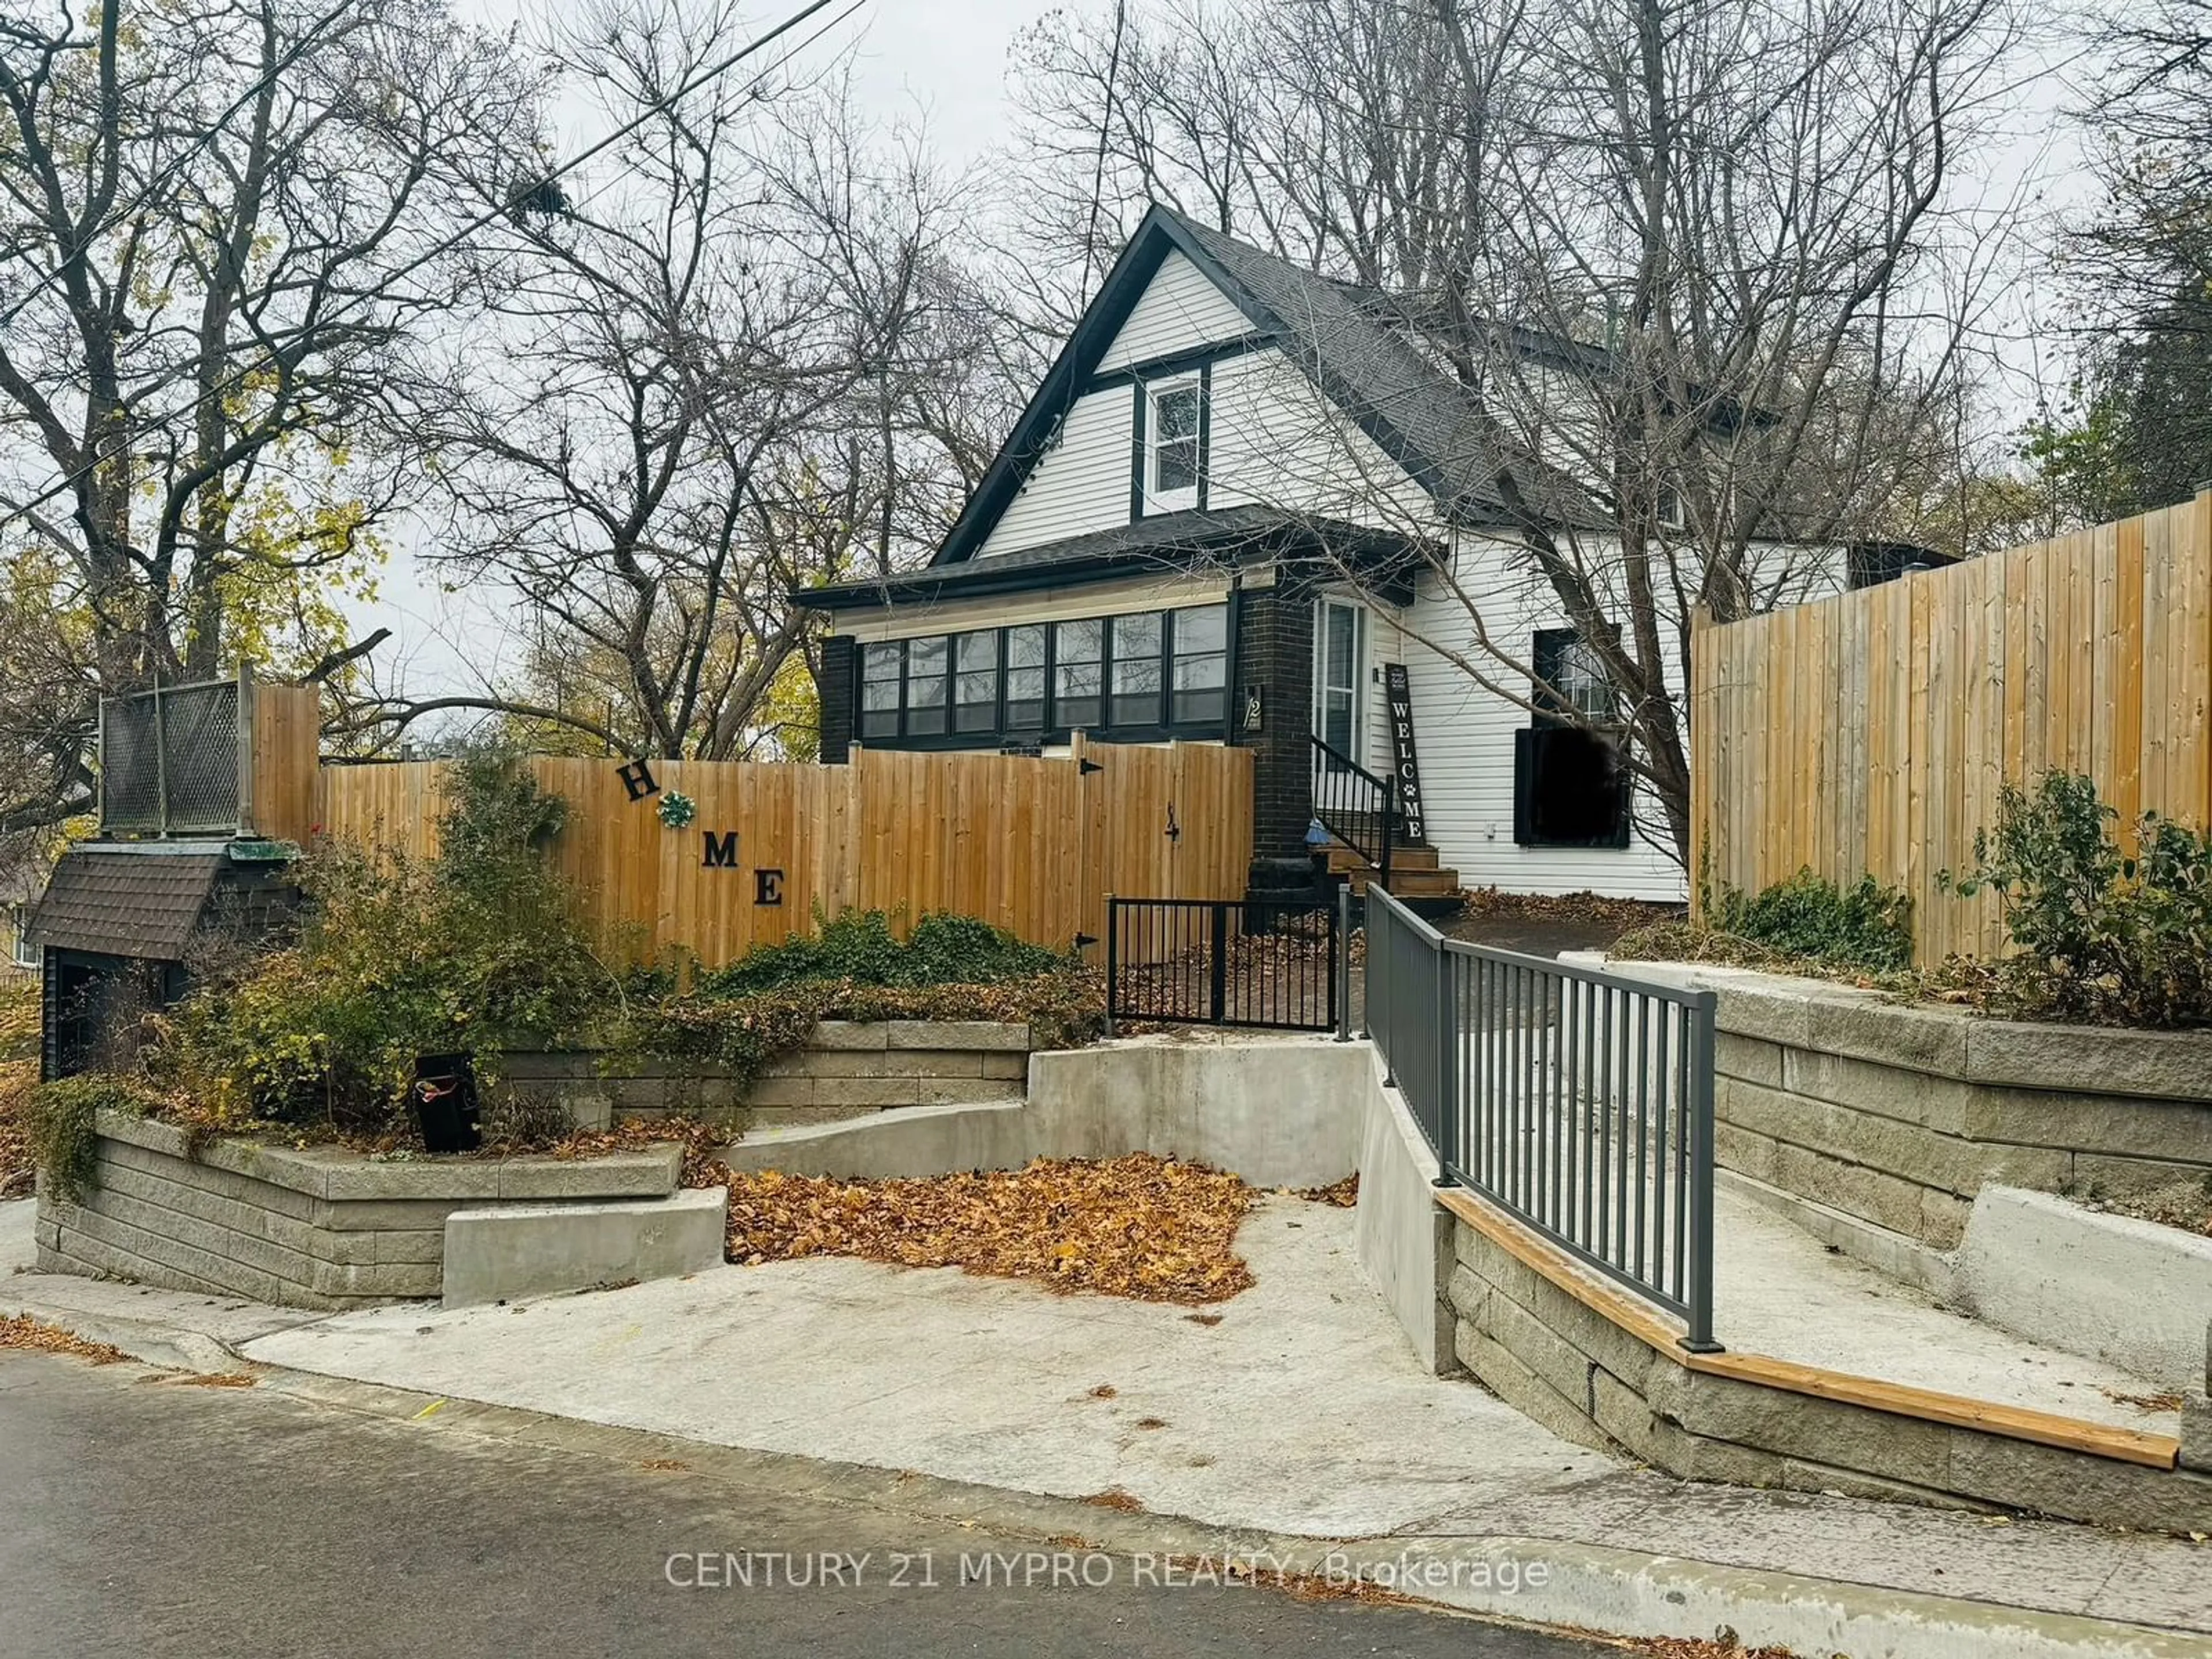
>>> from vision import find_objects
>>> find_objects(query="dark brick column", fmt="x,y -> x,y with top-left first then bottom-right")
816,634 -> 855,764
1233,582 -> 1315,859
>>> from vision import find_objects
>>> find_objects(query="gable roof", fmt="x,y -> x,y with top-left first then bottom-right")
931,205 -> 1593,570
26,850 -> 228,960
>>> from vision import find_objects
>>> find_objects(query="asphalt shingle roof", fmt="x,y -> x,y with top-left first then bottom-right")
26,850 -> 226,960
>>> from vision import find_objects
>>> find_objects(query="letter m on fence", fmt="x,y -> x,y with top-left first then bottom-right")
702,830 -> 739,869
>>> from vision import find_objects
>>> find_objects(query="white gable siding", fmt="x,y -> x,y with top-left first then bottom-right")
1387,532 -> 1688,901
1097,249 -> 1253,370
976,388 -> 1131,559
1205,350 -> 1437,534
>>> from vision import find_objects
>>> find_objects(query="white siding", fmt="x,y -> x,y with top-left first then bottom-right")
1097,250 -> 1253,370
1388,532 -> 1688,902
977,388 -> 1132,559
1205,350 -> 1437,534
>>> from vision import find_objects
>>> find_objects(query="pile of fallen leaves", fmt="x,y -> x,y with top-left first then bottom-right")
1459,888 -> 1683,931
725,1154 -> 1256,1304
0,1314 -> 127,1365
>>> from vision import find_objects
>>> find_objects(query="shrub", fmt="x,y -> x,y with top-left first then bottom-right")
1945,771 -> 2212,1027
632,970 -> 1107,1091
699,908 -> 1070,998
24,1074 -> 160,1202
153,745 -> 616,1131
1709,869 -> 1915,973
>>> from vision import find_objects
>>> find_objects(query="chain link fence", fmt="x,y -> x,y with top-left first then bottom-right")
100,676 -> 247,835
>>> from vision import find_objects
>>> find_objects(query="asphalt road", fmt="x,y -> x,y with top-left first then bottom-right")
0,1350 -> 1613,1659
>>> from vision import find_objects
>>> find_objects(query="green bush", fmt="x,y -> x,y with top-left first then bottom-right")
634,971 -> 1106,1090
1945,771 -> 2212,1027
25,1074 -> 158,1202
1708,869 -> 1915,973
154,745 -> 616,1131
699,908 -> 1070,998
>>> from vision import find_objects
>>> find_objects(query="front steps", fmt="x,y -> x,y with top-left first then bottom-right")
1321,840 -> 1464,908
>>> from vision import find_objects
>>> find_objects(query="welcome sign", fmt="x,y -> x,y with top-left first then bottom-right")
1382,664 -> 1427,844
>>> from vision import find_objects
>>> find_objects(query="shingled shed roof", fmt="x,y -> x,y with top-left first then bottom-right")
25,850 -> 228,960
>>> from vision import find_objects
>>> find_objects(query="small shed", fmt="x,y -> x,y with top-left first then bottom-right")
26,670 -> 317,1080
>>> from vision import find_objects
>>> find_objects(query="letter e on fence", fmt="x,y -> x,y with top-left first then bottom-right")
755,869 -> 783,905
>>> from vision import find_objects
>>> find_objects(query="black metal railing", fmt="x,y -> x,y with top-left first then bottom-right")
1107,895 -> 1342,1032
1309,735 -> 1399,882
1365,885 -> 1721,1351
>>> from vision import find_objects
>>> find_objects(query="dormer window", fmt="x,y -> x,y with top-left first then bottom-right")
1145,378 -> 1202,512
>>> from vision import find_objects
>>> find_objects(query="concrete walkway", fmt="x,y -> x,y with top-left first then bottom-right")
9,1188 -> 2212,1653
1710,1183 -> 2184,1434
10,1192 -> 2205,1649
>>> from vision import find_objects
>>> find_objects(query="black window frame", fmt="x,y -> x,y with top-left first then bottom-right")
1168,603 -> 1228,727
1520,626 -> 1632,849
847,605 -> 1234,751
1530,627 -> 1622,729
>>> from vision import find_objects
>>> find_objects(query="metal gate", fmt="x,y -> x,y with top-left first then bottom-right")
1105,894 -> 1344,1032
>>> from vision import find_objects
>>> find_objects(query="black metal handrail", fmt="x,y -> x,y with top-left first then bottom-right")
1364,885 -> 1721,1353
1309,734 -> 1399,885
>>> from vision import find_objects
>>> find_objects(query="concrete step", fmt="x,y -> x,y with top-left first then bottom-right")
1349,867 -> 1462,900
1324,844 -> 1440,873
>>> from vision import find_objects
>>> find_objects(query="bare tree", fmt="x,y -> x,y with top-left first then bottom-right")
0,0 -> 541,836
382,4 -> 1011,761
1006,0 -> 2027,865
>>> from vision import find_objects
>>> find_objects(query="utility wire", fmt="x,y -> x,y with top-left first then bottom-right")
0,0 -> 869,540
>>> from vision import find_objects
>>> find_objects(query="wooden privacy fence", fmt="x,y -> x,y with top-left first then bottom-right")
316,736 -> 1255,968
1691,492 -> 2212,964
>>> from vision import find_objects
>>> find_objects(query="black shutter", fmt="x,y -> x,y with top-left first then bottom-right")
1515,727 -> 1633,847
819,635 -> 856,763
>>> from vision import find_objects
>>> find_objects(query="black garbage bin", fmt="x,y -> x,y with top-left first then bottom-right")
410,1052 -> 480,1153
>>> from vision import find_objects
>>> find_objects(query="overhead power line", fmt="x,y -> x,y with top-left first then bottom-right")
0,0 -> 870,541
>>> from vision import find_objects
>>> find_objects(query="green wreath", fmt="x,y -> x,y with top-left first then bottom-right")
656,790 -> 697,830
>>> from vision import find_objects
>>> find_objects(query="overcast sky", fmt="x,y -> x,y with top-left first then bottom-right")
350,0 -> 1040,706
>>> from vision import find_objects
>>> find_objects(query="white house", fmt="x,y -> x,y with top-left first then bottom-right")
799,206 -> 1934,907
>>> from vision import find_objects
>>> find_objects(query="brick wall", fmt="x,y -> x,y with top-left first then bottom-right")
1235,582 -> 1316,858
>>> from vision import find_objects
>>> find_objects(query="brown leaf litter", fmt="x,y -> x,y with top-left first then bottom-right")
0,1314 -> 128,1366
725,1153 -> 1256,1305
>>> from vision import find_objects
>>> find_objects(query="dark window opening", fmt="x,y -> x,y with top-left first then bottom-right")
906,636 -> 949,735
955,631 -> 999,733
1054,619 -> 1103,730
860,642 -> 902,739
1149,382 -> 1202,499
1005,625 -> 1046,730
1110,612 -> 1162,726
1531,627 -> 1619,728
1171,604 -> 1228,726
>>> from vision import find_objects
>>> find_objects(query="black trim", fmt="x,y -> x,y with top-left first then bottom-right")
1085,334 -> 1274,395
1196,362 -> 1213,512
1128,380 -> 1147,523
799,507 -> 1435,613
